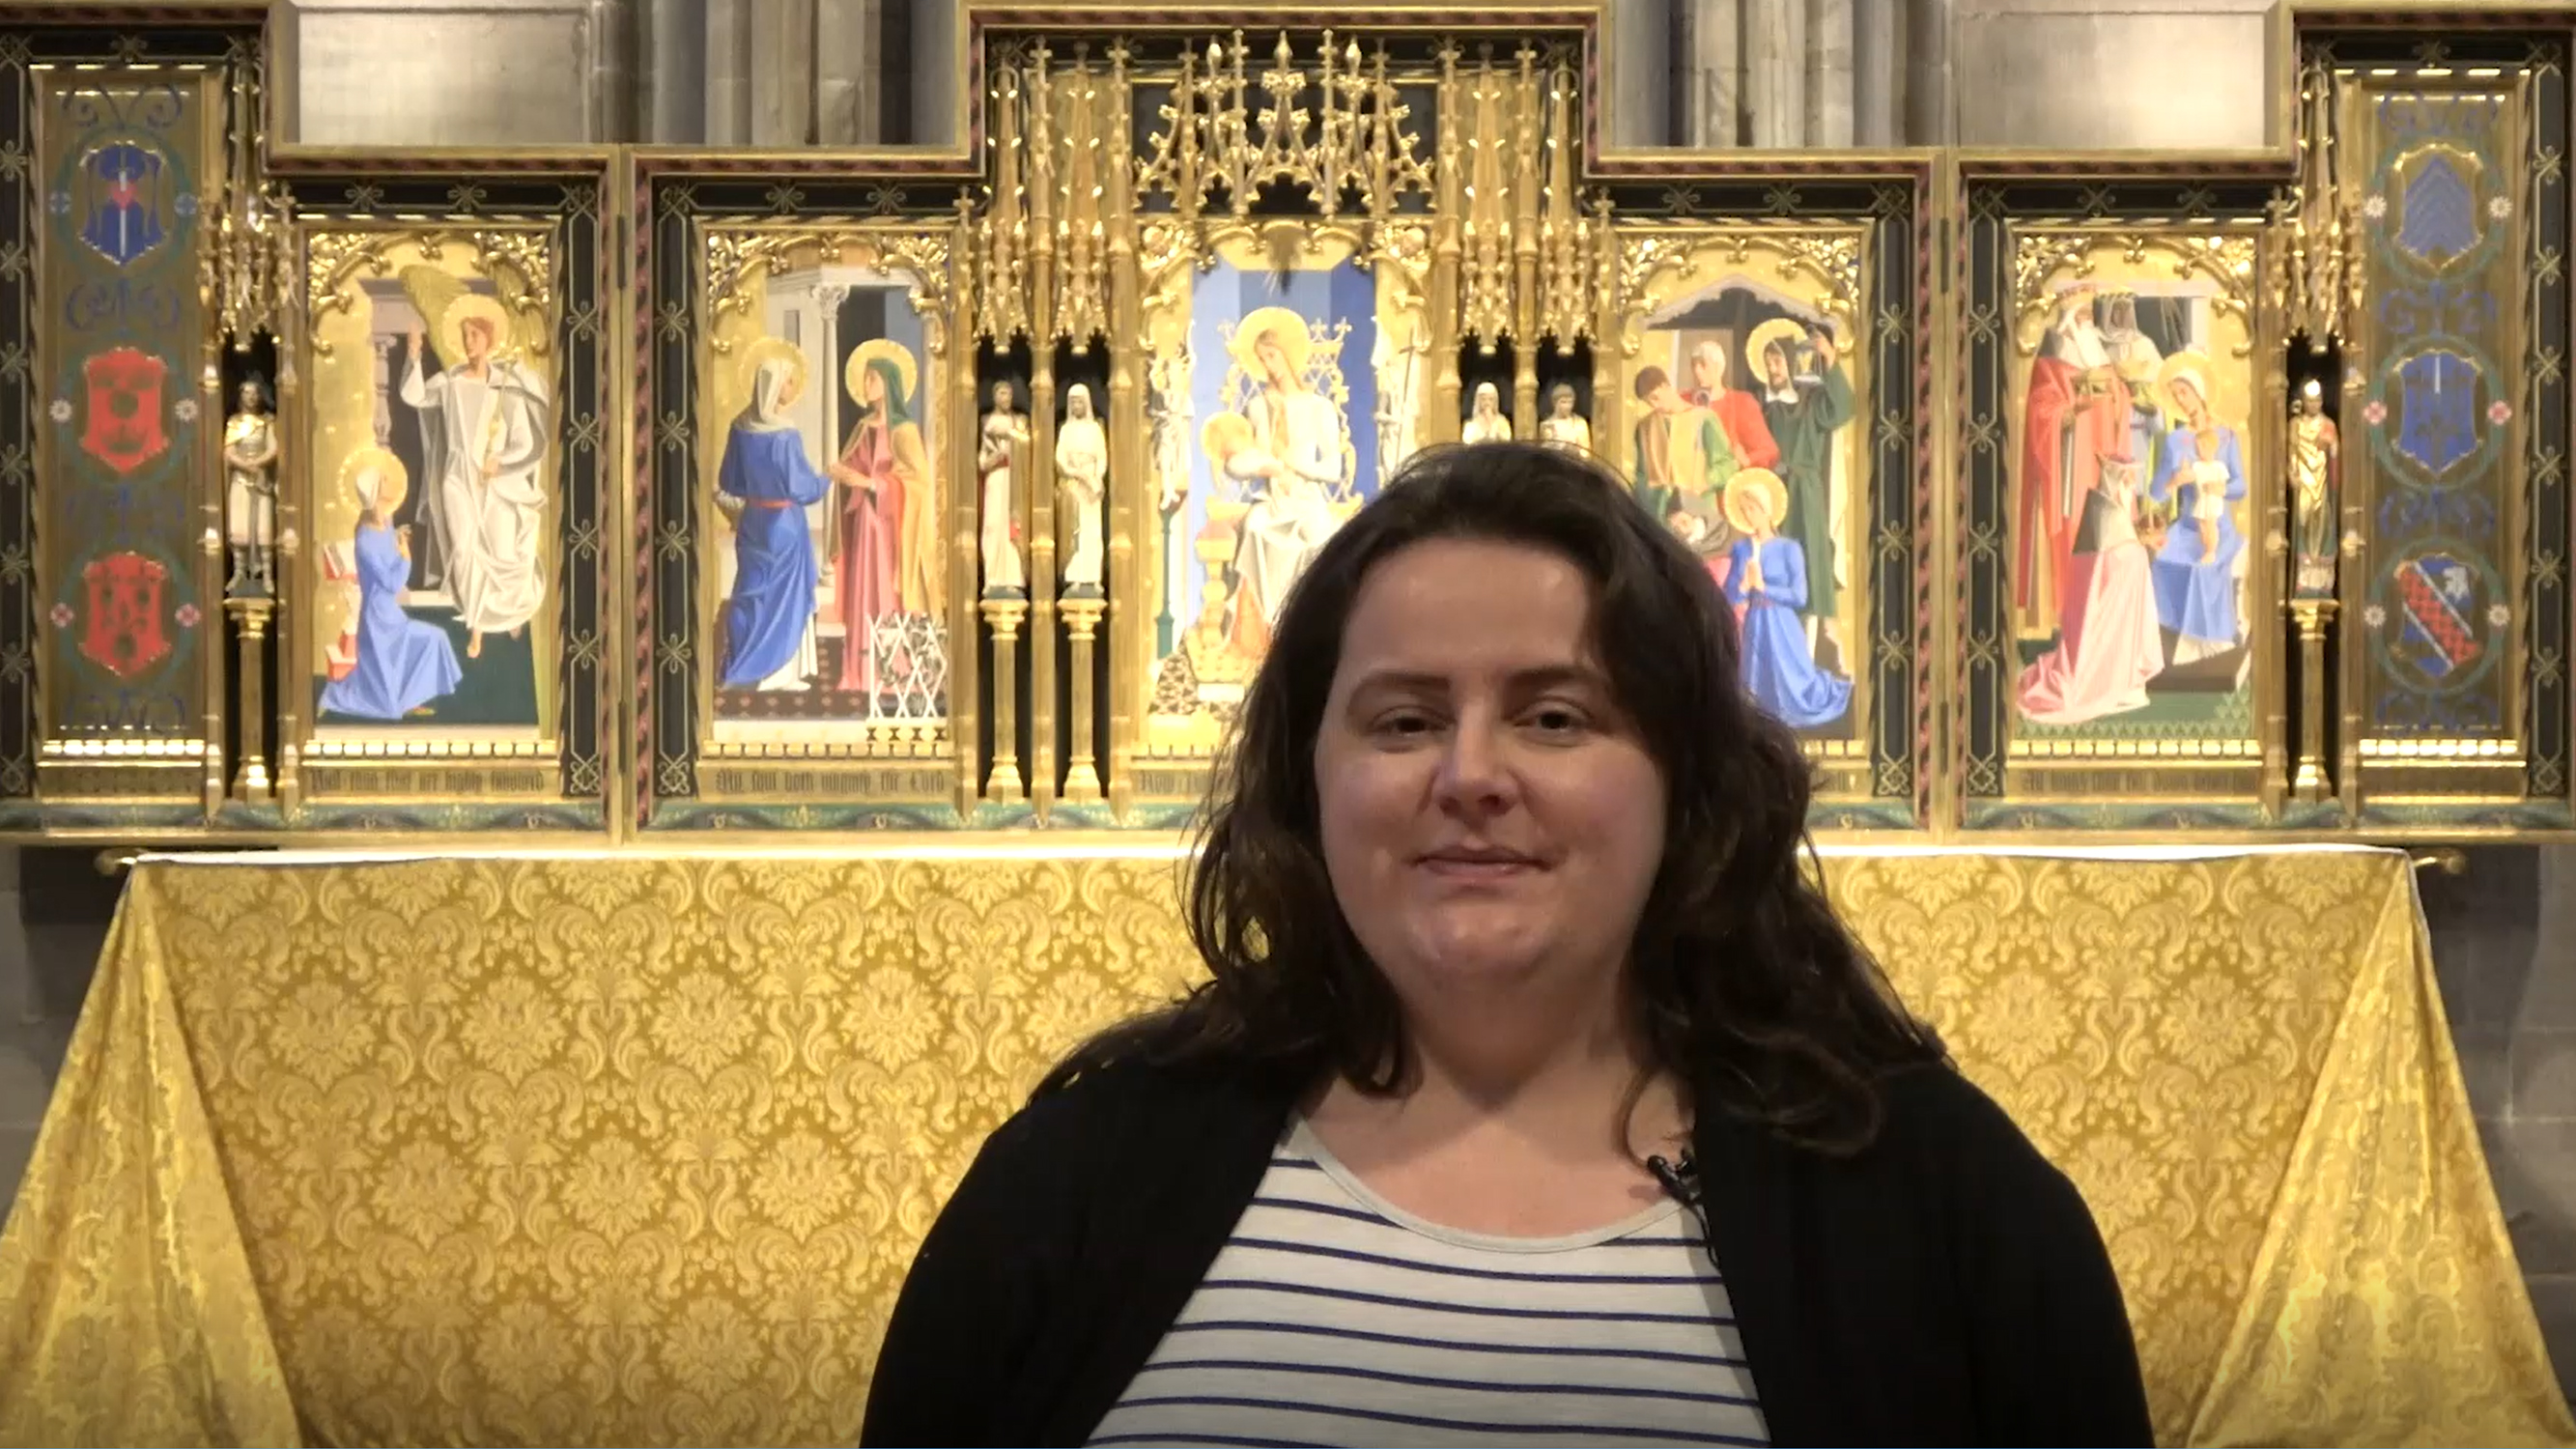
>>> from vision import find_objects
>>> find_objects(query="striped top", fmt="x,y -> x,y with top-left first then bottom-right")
1086,1121 -> 1769,1449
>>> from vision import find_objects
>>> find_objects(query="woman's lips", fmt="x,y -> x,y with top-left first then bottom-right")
1416,849 -> 1542,878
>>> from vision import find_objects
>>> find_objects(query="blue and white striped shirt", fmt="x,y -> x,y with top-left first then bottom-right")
1087,1120 -> 1769,1449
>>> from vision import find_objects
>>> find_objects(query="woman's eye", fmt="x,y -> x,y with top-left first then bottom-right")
1527,704 -> 1589,734
1373,712 -> 1436,737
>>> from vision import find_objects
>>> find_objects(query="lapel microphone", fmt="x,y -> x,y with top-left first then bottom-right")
1646,1150 -> 1701,1207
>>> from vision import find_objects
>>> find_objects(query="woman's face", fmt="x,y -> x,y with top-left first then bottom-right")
863,367 -> 886,405
778,372 -> 803,408
1314,538 -> 1668,1010
2171,378 -> 2204,417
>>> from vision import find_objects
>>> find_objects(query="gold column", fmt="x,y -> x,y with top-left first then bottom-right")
273,364 -> 302,813
226,596 -> 273,802
1102,44 -> 1142,819
952,196 -> 984,817
1510,47 -> 1542,434
981,596 -> 1028,803
2337,521 -> 2365,820
2291,599 -> 2335,804
1062,596 -> 1105,804
1027,43 -> 1060,818
1591,198 -> 1623,475
199,520 -> 226,817
1430,46 -> 1464,441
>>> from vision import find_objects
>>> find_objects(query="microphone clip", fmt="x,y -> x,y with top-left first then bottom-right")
1645,1149 -> 1701,1207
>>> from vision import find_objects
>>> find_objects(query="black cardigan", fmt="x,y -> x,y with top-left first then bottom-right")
860,1059 -> 2154,1448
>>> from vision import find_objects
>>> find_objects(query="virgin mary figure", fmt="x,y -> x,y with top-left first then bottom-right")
834,338 -> 940,697
1720,469 -> 1852,728
716,339 -> 834,691
1210,306 -> 1349,656
2146,353 -> 2248,663
320,446 -> 463,721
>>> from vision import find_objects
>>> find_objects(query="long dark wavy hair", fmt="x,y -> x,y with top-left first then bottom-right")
1040,440 -> 1944,1154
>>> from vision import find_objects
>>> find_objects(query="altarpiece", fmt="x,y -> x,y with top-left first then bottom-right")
0,1 -> 2558,843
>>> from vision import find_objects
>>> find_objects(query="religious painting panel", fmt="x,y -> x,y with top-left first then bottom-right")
696,230 -> 952,751
1957,177 -> 2289,832
2310,24 -> 2572,830
639,191 -> 976,831
1588,163 -> 1930,830
1615,230 -> 1874,762
1131,218 -> 1430,772
2007,240 -> 2262,748
29,62 -> 224,813
272,164 -> 609,831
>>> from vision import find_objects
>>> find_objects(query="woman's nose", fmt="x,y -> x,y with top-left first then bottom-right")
1431,716 -> 1516,812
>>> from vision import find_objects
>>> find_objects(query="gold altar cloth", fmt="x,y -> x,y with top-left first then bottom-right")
0,846 -> 2563,1447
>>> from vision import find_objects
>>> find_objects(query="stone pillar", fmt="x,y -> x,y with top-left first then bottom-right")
587,0 -> 637,142
642,0 -> 706,142
704,0 -> 752,145
1607,0 -> 1676,148
816,0 -> 882,145
1806,0 -> 1855,147
910,0 -> 960,150
0,851 -> 25,1025
1746,0 -> 1809,148
750,0 -> 817,145
1853,0 -> 1898,146
1902,0 -> 1953,145
1679,0 -> 1741,147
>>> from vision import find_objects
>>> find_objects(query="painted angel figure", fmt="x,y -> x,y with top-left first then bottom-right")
1372,318 -> 1428,475
1057,384 -> 1109,594
1148,352 -> 1195,647
401,293 -> 551,660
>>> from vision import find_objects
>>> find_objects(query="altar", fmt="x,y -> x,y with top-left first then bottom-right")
0,844 -> 2562,1447
0,0 -> 2569,1442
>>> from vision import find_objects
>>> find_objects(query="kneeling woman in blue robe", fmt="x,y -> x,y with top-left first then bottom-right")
1722,469 -> 1853,729
320,448 -> 463,721
717,350 -> 837,690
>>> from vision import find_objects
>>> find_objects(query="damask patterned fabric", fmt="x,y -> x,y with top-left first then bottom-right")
0,848 -> 2563,1447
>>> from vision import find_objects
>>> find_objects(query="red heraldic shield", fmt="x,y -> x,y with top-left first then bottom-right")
79,552 -> 171,679
79,347 -> 168,475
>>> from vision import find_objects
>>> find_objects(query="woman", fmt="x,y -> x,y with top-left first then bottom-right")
716,344 -> 836,691
1723,469 -> 1852,729
863,442 -> 2149,1449
320,447 -> 463,722
835,341 -> 936,696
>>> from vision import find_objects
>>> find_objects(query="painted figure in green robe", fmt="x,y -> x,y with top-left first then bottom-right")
1752,320 -> 1854,625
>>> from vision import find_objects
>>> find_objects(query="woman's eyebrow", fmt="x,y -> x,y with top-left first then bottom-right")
1343,663 -> 1602,698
